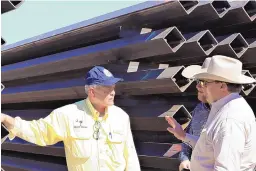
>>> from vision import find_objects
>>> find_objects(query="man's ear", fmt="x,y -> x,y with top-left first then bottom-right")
221,83 -> 228,91
88,88 -> 95,97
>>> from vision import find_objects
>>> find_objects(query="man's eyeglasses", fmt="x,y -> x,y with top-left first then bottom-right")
93,121 -> 101,140
196,80 -> 220,87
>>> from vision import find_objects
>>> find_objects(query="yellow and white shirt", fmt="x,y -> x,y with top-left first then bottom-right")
9,98 -> 141,171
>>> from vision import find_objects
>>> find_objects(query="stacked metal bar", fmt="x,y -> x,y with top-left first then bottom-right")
1,0 -> 24,46
1,0 -> 24,14
1,0 -> 256,170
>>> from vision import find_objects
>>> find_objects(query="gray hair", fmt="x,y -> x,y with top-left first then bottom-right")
84,85 -> 98,94
227,83 -> 243,93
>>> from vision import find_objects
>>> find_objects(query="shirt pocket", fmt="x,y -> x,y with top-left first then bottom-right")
108,130 -> 125,144
69,129 -> 92,160
106,130 -> 125,164
200,129 -> 213,152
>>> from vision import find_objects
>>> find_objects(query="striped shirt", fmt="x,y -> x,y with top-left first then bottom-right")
179,102 -> 210,162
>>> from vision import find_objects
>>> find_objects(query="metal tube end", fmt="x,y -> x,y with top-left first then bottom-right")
179,0 -> 199,14
242,70 -> 256,96
10,0 -> 23,8
212,0 -> 231,17
173,67 -> 193,92
165,27 -> 185,52
1,38 -> 6,45
198,31 -> 218,55
244,0 -> 256,21
230,34 -> 249,58
172,105 -> 192,121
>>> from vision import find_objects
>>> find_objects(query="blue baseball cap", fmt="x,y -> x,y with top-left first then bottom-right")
85,66 -> 123,86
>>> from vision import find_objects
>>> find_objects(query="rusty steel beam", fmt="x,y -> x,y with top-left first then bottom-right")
223,0 -> 256,23
2,62 -> 166,87
2,142 -> 181,171
179,0 -> 255,34
2,106 -> 191,131
1,67 -> 194,104
1,155 -> 67,171
149,0 -> 231,31
141,30 -> 217,64
116,66 -> 193,96
1,1 -> 199,65
116,94 -> 198,112
2,27 -> 185,82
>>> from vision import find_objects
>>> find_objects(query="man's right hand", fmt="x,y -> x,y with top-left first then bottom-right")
179,160 -> 190,171
165,116 -> 186,141
1,113 -> 15,130
1,113 -> 6,123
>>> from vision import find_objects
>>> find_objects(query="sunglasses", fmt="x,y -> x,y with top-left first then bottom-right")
196,80 -> 221,87
93,121 -> 101,140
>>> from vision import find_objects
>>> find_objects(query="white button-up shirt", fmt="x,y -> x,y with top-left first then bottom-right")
185,93 -> 256,171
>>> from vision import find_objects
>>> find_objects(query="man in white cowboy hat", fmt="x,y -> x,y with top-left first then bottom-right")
166,55 -> 256,171
178,58 -> 211,171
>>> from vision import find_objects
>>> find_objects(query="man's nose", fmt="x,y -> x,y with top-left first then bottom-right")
110,89 -> 115,96
196,82 -> 200,89
196,82 -> 202,90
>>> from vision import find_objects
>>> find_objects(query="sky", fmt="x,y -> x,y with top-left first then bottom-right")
1,1 -> 143,46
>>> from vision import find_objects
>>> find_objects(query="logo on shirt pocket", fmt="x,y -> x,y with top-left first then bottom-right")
73,119 -> 87,129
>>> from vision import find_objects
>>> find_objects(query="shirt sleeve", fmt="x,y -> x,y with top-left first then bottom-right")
212,119 -> 245,171
124,117 -> 141,171
183,133 -> 199,149
179,117 -> 193,162
182,106 -> 200,149
8,109 -> 67,146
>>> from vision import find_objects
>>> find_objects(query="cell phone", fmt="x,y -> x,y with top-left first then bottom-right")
1,124 -> 9,144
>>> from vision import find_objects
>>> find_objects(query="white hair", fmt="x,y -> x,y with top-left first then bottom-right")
84,85 -> 98,94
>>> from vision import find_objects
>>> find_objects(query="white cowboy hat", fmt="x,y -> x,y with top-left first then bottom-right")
182,57 -> 212,79
193,55 -> 256,84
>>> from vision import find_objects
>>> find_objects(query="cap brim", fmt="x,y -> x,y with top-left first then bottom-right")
194,73 -> 256,84
182,65 -> 206,79
103,77 -> 124,86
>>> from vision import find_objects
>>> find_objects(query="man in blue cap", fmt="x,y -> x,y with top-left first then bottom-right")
1,66 -> 141,171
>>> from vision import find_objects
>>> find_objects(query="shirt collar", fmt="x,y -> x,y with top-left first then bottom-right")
85,98 -> 109,121
201,103 -> 210,112
211,93 -> 240,111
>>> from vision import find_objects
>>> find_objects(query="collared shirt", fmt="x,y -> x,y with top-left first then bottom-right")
185,93 -> 256,171
9,98 -> 141,171
179,102 -> 210,162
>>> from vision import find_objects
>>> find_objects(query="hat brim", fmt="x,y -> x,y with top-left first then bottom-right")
194,72 -> 256,84
102,77 -> 124,86
182,65 -> 207,79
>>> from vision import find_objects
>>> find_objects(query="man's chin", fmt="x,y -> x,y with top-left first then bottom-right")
107,102 -> 114,106
206,98 -> 213,104
197,94 -> 204,101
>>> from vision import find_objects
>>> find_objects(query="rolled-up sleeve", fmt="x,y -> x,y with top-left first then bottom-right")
124,117 -> 141,171
184,133 -> 199,149
213,119 -> 245,171
179,119 -> 193,162
8,109 -> 67,146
